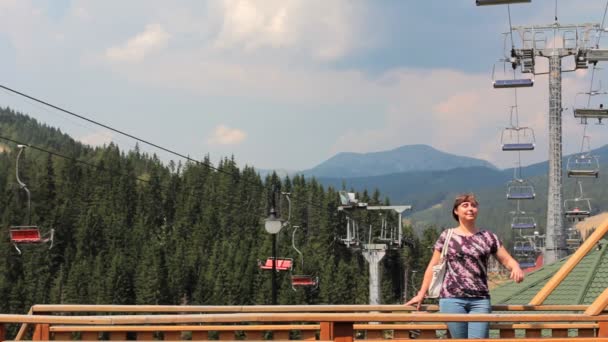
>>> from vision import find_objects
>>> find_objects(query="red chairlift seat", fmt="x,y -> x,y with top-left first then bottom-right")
259,258 -> 293,271
291,275 -> 319,290
10,226 -> 51,244
9,226 -> 54,254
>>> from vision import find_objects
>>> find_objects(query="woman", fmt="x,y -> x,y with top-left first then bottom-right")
404,193 -> 524,339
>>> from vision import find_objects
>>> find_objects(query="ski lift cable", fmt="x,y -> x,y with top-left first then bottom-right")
0,84 -> 332,215
0,136 -> 248,222
507,4 -> 516,49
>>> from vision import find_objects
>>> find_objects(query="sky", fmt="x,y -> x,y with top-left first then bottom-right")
1,0 -> 608,171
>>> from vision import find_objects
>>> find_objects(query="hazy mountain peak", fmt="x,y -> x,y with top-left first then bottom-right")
301,144 -> 496,178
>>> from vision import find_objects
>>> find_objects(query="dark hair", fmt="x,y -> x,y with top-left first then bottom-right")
452,193 -> 479,222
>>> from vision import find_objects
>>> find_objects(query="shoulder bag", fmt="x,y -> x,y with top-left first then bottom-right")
426,228 -> 454,299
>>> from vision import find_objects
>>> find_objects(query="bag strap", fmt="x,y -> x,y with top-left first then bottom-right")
440,228 -> 454,259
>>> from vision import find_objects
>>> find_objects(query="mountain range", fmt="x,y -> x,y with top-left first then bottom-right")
295,143 -> 608,239
300,144 -> 496,178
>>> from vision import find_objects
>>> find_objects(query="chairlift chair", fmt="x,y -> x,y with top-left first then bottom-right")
564,182 -> 593,220
567,136 -> 599,177
291,226 -> 319,291
501,127 -> 535,151
511,216 -> 537,230
564,200 -> 592,220
566,154 -> 599,178
506,179 -> 535,200
513,241 -> 535,252
573,91 -> 608,124
492,62 -> 534,89
258,257 -> 293,271
476,0 -> 531,6
9,145 -> 54,254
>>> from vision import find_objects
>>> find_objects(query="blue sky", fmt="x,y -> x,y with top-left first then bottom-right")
1,0 -> 607,171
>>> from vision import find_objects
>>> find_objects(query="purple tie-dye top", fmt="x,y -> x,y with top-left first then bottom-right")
434,229 -> 502,298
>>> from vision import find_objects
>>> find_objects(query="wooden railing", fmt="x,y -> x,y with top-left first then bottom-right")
2,304 -> 608,341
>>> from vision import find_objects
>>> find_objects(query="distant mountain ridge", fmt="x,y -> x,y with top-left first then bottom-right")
301,144 -> 497,178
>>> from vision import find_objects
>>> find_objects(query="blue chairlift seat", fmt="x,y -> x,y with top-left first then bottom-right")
493,78 -> 534,89
511,216 -> 536,230
507,192 -> 535,200
514,245 -> 535,252
502,143 -> 535,151
519,261 -> 536,268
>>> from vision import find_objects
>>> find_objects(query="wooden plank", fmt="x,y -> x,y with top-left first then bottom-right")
587,288 -> 608,316
525,328 -> 542,337
364,330 -> 383,339
364,339 -> 608,342
80,331 -> 98,340
9,312 -> 608,324
272,330 -> 289,340
109,331 -> 127,340
50,324 -> 320,332
32,324 -> 49,341
51,332 -> 71,340
301,330 -> 317,340
218,331 -> 234,340
15,306 -> 33,341
245,331 -> 263,340
599,321 -> 608,337
163,331 -> 181,340
499,329 -> 515,338
30,304 -> 598,314
419,330 -> 436,339
190,330 -> 208,340
333,322 -> 353,342
136,331 -> 155,340
531,216 -> 608,305
578,328 -> 595,337
319,322 -> 332,341
552,329 -> 569,337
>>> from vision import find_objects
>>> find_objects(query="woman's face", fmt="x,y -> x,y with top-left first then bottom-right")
454,201 -> 478,222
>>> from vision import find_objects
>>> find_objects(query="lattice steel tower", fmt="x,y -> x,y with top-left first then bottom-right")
508,21 -> 602,264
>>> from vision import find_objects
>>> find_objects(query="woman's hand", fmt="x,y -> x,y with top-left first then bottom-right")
510,266 -> 524,283
404,293 -> 425,310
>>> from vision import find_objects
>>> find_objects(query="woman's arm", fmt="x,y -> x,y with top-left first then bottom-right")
495,246 -> 525,283
404,250 -> 442,309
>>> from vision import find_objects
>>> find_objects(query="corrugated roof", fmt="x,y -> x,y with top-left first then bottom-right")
491,239 -> 608,304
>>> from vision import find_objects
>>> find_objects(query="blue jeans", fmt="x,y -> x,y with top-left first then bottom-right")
439,297 -> 491,339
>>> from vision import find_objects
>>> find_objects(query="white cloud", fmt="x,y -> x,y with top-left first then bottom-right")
211,0 -> 366,61
105,24 -> 170,62
208,125 -> 247,145
78,131 -> 113,147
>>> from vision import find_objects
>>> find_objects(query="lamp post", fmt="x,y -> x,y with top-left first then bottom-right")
264,206 -> 283,305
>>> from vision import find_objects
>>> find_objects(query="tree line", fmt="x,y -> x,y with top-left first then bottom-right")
0,108 -> 443,313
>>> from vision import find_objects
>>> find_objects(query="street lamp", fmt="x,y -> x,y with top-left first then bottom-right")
264,206 -> 284,305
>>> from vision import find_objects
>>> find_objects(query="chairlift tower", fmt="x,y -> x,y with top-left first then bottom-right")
507,21 -> 602,264
338,192 -> 411,304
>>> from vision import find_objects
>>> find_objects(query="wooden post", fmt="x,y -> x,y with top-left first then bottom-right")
530,216 -> 608,305
319,321 -> 353,342
0,323 -> 5,342
598,322 -> 608,337
320,322 -> 333,340
32,324 -> 49,341
333,322 -> 353,342
586,287 -> 608,316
